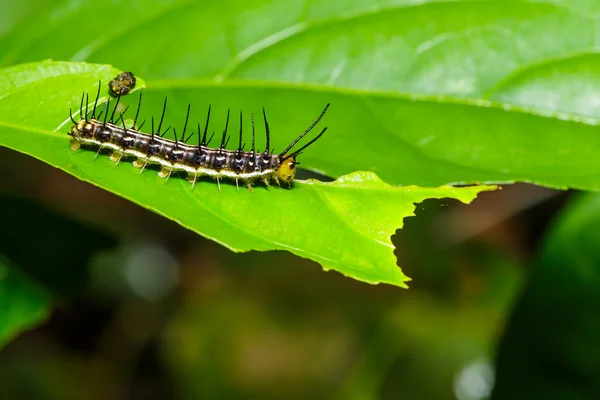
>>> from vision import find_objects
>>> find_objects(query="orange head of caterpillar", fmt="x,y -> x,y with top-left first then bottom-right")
276,156 -> 297,185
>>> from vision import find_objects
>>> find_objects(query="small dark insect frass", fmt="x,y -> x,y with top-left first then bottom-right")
68,83 -> 330,191
109,71 -> 136,97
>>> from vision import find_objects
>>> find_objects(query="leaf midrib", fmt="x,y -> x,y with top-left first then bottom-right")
0,121 -> 64,138
147,78 -> 600,126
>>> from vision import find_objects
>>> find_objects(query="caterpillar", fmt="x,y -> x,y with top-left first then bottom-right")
68,83 -> 330,191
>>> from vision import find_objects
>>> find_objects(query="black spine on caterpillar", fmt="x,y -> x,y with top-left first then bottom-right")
68,83 -> 330,190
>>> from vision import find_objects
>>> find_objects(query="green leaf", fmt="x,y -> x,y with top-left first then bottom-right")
0,61 -> 495,287
1,1 -> 599,190
493,193 -> 600,398
0,255 -> 51,349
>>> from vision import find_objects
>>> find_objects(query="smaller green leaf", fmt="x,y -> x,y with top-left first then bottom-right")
0,255 -> 51,348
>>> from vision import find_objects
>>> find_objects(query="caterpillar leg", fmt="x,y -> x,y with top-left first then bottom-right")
262,176 -> 270,187
70,140 -> 81,151
110,151 -> 124,165
216,176 -> 221,192
133,158 -> 148,174
159,167 -> 172,180
235,178 -> 240,192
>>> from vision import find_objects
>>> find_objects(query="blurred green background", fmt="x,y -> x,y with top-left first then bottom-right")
2,0 -> 600,399
1,147 -> 563,399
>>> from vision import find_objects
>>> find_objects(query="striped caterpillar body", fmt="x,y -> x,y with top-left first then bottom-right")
68,84 -> 330,191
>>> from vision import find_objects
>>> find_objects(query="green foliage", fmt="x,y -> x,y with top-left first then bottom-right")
0,61 -> 494,287
0,1 -> 598,384
3,0 -> 600,189
1,0 -> 597,289
493,193 -> 600,398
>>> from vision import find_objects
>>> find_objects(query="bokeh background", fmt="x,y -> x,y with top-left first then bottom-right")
0,145 -> 569,399
2,1 -> 600,399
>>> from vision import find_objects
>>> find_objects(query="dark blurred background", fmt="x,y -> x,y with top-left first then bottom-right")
0,144 -> 573,399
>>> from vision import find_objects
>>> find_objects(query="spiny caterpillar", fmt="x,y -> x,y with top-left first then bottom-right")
68,83 -> 330,191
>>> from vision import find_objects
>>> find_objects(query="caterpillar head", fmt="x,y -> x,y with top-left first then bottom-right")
277,156 -> 297,185
275,103 -> 330,186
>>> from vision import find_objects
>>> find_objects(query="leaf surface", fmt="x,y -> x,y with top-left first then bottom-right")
1,0 -> 599,189
0,61 -> 495,287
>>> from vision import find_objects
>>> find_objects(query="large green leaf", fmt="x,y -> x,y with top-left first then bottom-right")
0,0 -> 599,189
0,61 -> 494,287
492,193 -> 600,398
0,255 -> 51,349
